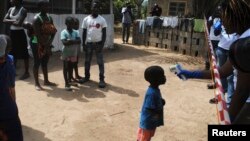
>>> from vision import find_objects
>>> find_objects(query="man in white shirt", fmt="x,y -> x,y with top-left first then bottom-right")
121,2 -> 133,44
80,1 -> 107,88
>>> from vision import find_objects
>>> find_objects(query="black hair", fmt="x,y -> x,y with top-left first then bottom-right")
144,66 -> 165,85
37,0 -> 49,8
220,0 -> 250,35
73,17 -> 79,23
65,16 -> 74,25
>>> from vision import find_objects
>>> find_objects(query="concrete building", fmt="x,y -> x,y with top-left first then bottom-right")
0,0 -> 114,49
148,0 -> 192,16
23,0 -> 112,14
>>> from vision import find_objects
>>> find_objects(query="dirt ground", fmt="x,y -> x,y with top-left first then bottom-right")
15,37 -> 218,141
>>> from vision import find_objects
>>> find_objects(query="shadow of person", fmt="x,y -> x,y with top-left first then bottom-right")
22,125 -> 52,141
40,83 -> 90,103
83,81 -> 139,97
74,80 -> 107,99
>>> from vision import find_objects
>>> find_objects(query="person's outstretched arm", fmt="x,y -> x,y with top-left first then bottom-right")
177,59 -> 234,80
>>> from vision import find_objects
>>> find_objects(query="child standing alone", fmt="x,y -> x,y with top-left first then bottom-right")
137,66 -> 166,141
61,17 -> 81,91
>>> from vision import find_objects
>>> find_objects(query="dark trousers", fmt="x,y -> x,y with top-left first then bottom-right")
122,23 -> 131,42
205,40 -> 219,69
84,43 -> 104,80
0,117 -> 23,141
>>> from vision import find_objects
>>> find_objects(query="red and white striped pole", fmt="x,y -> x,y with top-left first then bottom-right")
204,18 -> 231,125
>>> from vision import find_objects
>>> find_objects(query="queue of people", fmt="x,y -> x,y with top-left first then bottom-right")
176,0 -> 250,124
1,0 -> 250,140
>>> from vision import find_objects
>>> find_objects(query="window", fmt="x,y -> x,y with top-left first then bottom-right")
169,2 -> 186,16
23,0 -> 72,14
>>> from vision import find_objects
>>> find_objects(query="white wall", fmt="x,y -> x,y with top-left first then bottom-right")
26,13 -> 114,52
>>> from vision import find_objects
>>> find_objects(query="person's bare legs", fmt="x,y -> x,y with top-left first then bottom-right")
19,59 -> 30,80
42,55 -> 56,86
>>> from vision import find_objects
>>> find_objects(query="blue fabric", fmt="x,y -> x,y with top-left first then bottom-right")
140,86 -> 164,130
226,75 -> 234,106
216,47 -> 228,92
214,20 -> 222,30
61,29 -> 80,59
84,43 -> 104,79
177,70 -> 203,79
215,47 -> 235,105
0,55 -> 18,120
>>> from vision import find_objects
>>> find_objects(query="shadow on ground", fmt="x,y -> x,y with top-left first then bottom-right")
22,125 -> 51,141
43,79 -> 139,102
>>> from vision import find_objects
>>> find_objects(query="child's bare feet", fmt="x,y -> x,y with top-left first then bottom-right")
35,85 -> 44,91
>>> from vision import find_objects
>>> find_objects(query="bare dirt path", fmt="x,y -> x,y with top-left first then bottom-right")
15,38 -> 217,141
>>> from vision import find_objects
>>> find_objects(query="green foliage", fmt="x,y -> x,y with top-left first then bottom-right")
81,0 -> 110,14
113,0 -> 124,21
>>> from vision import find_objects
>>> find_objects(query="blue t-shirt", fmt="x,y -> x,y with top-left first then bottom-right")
140,86 -> 164,130
0,55 -> 18,120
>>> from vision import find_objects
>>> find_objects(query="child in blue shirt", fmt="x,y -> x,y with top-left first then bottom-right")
61,17 -> 81,91
137,66 -> 166,141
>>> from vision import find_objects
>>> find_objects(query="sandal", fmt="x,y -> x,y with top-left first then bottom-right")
207,83 -> 216,89
209,98 -> 218,104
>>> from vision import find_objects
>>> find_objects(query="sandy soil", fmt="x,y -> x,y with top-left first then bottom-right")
15,37 -> 218,141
